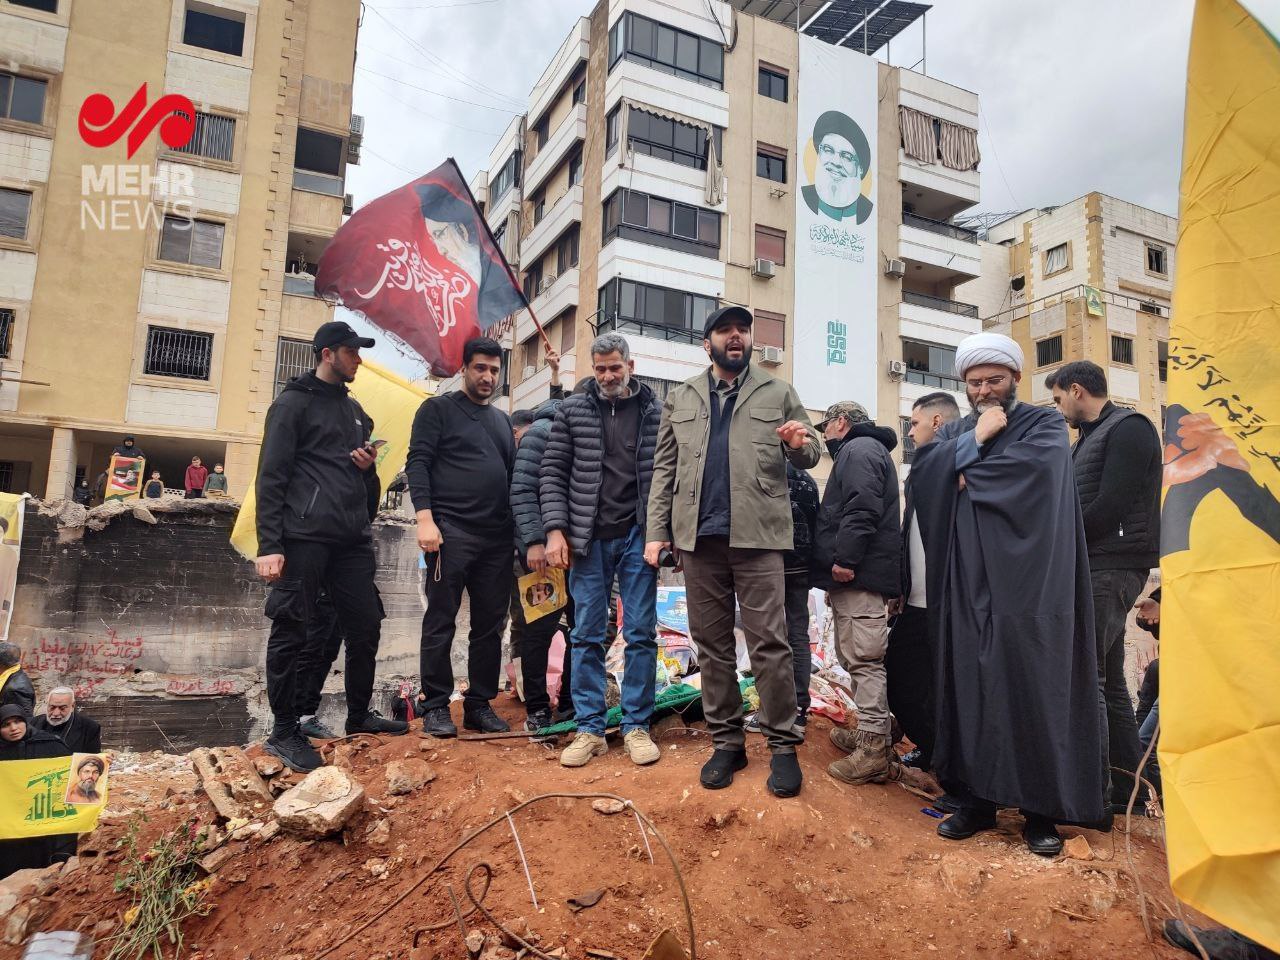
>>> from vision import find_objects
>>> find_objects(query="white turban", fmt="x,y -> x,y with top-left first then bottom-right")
954,332 -> 1024,377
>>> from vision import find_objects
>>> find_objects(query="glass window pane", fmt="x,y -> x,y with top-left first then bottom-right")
672,122 -> 697,155
673,205 -> 697,239
655,26 -> 676,65
648,197 -> 670,232
624,191 -> 648,225
620,280 -> 636,319
10,76 -> 47,124
664,289 -> 684,326
757,68 -> 768,96
630,15 -> 654,57
646,287 -> 665,325
159,217 -> 192,263
650,115 -> 673,147
675,32 -> 698,72
697,210 -> 719,245
0,188 -> 32,239
701,39 -> 723,81
191,220 -> 224,268
629,109 -> 649,141
650,146 -> 673,163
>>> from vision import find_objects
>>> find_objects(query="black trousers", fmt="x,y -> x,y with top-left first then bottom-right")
420,522 -> 513,712
294,588 -> 347,718
264,539 -> 382,734
783,572 -> 812,714
885,604 -> 935,767
1092,567 -> 1150,803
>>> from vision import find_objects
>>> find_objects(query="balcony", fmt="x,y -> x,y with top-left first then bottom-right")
899,212 -> 981,283
519,185 -> 582,267
525,103 -> 586,195
528,18 -> 590,131
515,267 -> 579,344
902,290 -> 978,318
897,69 -> 981,219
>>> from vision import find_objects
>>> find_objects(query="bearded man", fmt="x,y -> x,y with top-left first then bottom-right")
800,110 -> 874,225
908,332 -> 1105,856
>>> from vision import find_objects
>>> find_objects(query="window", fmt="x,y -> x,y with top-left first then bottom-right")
1139,301 -> 1163,316
144,326 -> 213,380
1111,335 -> 1134,365
183,5 -> 245,57
172,110 -> 235,162
758,65 -> 788,102
754,225 -> 786,266
609,105 -> 720,170
497,348 -> 512,397
522,262 -> 542,302
573,76 -> 586,106
532,115 -> 549,150
0,308 -> 13,358
0,188 -> 32,240
900,417 -> 916,464
1036,335 -> 1063,367
754,310 -> 785,349
608,12 -> 723,89
1146,243 -> 1168,277
1044,242 -> 1068,275
490,150 -> 520,202
560,309 -> 576,353
597,278 -> 718,345
606,108 -> 621,153
274,337 -> 312,397
568,150 -> 583,187
0,462 -> 12,494
520,336 -> 539,377
756,144 -> 786,183
1158,340 -> 1168,383
902,339 -> 961,389
602,188 -> 720,258
295,128 -> 343,176
0,71 -> 47,124
159,216 -> 224,268
556,225 -> 579,273
8,0 -> 58,13
532,195 -> 545,225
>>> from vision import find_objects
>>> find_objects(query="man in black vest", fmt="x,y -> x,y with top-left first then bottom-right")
1048,360 -> 1162,812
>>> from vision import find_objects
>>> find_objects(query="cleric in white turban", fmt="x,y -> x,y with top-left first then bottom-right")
908,325 -> 1105,855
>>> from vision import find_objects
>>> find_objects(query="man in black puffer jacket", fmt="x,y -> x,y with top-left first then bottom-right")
254,321 -> 406,772
810,401 -> 903,789
540,334 -> 662,769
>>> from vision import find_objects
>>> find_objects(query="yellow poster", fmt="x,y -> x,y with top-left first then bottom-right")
0,491 -> 24,641
231,358 -> 430,560
0,752 -> 111,839
1083,285 -> 1104,317
104,454 -> 145,502
1161,0 -> 1280,949
518,567 -> 567,623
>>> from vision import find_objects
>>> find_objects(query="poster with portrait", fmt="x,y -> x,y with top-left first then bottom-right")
104,454 -> 145,502
0,492 -> 24,641
793,35 -> 879,414
0,752 -> 110,839
518,567 -> 567,623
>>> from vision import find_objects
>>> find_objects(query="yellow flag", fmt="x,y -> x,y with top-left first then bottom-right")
0,752 -> 111,839
230,359 -> 430,560
1162,0 -> 1280,948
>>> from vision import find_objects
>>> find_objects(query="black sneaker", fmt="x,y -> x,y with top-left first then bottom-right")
421,706 -> 457,738
700,749 -> 748,790
524,709 -> 553,733
551,706 -> 576,724
346,710 -> 408,736
463,705 -> 510,733
766,751 -> 803,798
264,730 -> 323,773
299,716 -> 338,740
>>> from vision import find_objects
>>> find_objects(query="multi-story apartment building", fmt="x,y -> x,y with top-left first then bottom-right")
0,0 -> 361,499
962,193 -> 1174,428
461,0 -> 982,473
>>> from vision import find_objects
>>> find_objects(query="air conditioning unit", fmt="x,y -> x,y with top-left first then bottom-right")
538,274 -> 557,295
342,194 -> 354,216
884,258 -> 906,279
752,258 -> 776,279
349,114 -> 365,137
758,345 -> 784,365
522,365 -> 537,381
887,359 -> 907,380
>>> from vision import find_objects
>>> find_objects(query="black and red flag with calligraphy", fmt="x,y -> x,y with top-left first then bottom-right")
315,158 -> 528,377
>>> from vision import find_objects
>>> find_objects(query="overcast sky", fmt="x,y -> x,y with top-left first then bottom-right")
343,0 -> 1195,377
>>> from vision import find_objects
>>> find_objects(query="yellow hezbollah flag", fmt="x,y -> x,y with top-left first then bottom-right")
230,358 -> 430,560
1162,0 -> 1280,948
0,752 -> 111,839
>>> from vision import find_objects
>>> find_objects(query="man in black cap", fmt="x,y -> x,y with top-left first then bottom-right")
253,320 -> 406,772
647,306 -> 822,798
801,110 -> 873,225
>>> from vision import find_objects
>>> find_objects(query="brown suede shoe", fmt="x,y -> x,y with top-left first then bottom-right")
827,730 -> 892,785
829,726 -> 859,753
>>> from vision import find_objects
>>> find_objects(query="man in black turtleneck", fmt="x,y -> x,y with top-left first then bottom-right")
810,401 -> 903,789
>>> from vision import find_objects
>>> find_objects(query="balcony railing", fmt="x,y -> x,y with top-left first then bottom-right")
598,315 -> 701,346
902,290 -> 979,318
902,212 -> 978,244
905,368 -> 964,391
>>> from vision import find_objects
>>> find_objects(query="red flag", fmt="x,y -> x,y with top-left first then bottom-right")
315,158 -> 527,377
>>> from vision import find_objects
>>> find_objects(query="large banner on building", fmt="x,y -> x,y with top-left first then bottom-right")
793,35 -> 878,415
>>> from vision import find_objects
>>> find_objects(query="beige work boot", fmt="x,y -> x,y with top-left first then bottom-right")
829,725 -> 859,754
827,730 -> 892,785
560,732 -> 608,768
624,729 -> 660,766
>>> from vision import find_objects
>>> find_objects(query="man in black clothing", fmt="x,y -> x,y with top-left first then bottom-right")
255,320 -> 407,772
1048,361 -> 1162,811
111,435 -> 145,462
780,462 -> 819,731
408,337 -> 515,737
887,391 -> 960,775
0,642 -> 35,716
32,687 -> 102,753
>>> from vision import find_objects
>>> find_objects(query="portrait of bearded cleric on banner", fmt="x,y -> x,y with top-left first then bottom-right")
801,110 -> 874,226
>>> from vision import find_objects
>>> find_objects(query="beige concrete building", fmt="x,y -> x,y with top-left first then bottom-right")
456,0 -> 982,474
0,0 -> 361,499
964,193 -> 1174,426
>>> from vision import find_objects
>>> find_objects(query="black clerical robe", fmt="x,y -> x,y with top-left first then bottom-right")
910,402 -> 1105,823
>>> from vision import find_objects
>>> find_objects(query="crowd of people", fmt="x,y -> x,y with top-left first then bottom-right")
248,316 -> 1166,862
73,437 -> 232,505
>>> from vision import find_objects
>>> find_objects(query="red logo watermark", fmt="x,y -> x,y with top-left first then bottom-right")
77,84 -> 195,158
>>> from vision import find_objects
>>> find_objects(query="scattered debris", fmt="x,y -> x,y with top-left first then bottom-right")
365,818 -> 391,847
1062,835 -> 1094,861
273,767 -> 365,837
641,928 -> 690,960
385,758 -> 436,796
591,798 -> 627,816
253,754 -> 284,778
567,889 -> 607,912
190,747 -> 273,821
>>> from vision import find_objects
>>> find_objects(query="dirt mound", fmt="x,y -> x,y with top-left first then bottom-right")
1,701 -> 1188,960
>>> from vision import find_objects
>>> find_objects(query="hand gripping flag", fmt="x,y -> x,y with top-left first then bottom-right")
315,159 -> 527,377
1162,0 -> 1280,948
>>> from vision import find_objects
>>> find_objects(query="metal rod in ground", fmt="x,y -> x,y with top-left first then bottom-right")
507,812 -> 539,911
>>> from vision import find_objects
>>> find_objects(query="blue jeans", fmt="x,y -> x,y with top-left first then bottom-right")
567,526 -> 657,736
1139,699 -> 1161,797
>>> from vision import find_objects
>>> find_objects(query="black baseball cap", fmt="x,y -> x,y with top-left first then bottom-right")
702,305 -> 753,339
313,320 -> 374,351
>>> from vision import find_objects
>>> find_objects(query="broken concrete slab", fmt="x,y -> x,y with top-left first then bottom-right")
190,747 -> 273,821
385,758 -> 436,796
273,767 -> 365,838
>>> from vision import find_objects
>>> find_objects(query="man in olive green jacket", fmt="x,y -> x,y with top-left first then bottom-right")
646,306 -> 822,798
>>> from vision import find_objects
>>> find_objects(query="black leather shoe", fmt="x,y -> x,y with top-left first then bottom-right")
937,804 -> 997,840
700,749 -> 748,789
463,705 -> 510,733
264,730 -> 323,773
346,710 -> 409,736
766,752 -> 802,798
1163,920 -> 1274,960
1022,816 -> 1063,857
421,706 -> 457,738
931,793 -> 964,815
